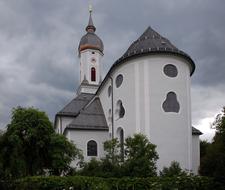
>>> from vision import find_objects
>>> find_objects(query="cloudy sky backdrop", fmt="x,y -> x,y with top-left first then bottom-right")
0,0 -> 225,141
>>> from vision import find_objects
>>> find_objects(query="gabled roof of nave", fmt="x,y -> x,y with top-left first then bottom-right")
57,93 -> 94,117
65,97 -> 108,131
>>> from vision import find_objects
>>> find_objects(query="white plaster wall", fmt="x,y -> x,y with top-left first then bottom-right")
102,54 -> 193,172
55,117 -> 60,133
192,135 -> 200,174
61,117 -> 74,134
112,63 -> 136,138
67,130 -> 108,162
80,49 -> 103,85
98,79 -> 113,137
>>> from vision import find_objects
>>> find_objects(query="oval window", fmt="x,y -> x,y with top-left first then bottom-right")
163,64 -> 178,77
116,74 -> 123,88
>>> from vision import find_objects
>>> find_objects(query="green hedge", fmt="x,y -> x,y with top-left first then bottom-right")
0,175 -> 223,190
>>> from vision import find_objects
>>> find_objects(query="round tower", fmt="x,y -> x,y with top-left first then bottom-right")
98,26 -> 195,172
78,7 -> 104,94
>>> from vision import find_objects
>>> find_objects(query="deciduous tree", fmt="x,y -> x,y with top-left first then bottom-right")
200,107 -> 225,185
0,107 -> 83,179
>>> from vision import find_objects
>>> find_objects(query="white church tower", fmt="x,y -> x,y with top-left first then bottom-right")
77,7 -> 104,94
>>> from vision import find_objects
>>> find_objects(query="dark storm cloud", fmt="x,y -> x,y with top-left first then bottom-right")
0,0 -> 225,140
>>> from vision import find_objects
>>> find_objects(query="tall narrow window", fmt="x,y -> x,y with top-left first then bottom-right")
117,128 -> 124,161
91,67 -> 96,81
87,140 -> 97,156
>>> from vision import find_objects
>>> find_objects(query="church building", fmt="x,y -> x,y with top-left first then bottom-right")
55,9 -> 202,174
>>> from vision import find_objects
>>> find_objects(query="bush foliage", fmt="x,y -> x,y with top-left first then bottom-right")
0,175 -> 221,190
79,134 -> 158,178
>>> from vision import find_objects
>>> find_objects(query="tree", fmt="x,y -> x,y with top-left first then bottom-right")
0,107 -> 83,179
200,140 -> 210,159
160,161 -> 188,177
79,138 -> 122,177
48,134 -> 83,175
123,133 -> 159,177
200,107 -> 225,185
79,134 -> 158,178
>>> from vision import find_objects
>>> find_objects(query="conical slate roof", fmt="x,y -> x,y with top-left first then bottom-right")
115,27 -> 195,75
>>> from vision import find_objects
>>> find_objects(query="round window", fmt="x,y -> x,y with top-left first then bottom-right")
108,86 -> 112,97
116,74 -> 123,88
91,58 -> 96,63
163,64 -> 178,77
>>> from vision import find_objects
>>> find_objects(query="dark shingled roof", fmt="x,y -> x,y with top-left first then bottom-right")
57,93 -> 94,117
65,97 -> 108,131
115,26 -> 195,75
192,126 -> 203,135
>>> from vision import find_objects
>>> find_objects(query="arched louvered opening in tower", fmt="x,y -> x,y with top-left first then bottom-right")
91,67 -> 96,81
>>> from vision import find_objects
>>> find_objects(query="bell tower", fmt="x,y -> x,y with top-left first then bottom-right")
77,6 -> 104,94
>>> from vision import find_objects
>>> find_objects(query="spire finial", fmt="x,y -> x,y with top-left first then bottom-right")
89,3 -> 92,13
86,3 -> 96,33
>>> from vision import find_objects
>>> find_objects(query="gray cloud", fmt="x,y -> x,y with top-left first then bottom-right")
0,0 -> 225,141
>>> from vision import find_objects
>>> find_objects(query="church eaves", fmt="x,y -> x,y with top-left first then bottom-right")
115,26 -> 195,75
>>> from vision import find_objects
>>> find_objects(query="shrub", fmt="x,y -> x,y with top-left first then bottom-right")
0,175 -> 221,190
160,161 -> 188,177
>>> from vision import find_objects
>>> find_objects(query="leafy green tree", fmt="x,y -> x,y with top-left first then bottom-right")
160,161 -> 188,177
79,139 -> 122,177
123,133 -> 159,177
0,107 -> 83,179
79,134 -> 158,178
200,140 -> 210,159
103,138 -> 121,164
200,107 -> 225,185
48,133 -> 83,175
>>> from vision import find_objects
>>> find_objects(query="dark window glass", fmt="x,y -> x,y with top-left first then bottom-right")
117,100 -> 125,118
163,64 -> 178,77
119,102 -> 125,118
162,92 -> 180,113
87,140 -> 97,156
116,74 -> 123,88
108,86 -> 112,97
91,67 -> 96,81
119,128 -> 124,161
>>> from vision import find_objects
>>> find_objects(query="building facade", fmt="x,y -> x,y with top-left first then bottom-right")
55,10 -> 202,174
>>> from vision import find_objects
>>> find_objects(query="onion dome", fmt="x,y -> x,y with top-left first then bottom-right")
78,10 -> 104,54
115,27 -> 195,75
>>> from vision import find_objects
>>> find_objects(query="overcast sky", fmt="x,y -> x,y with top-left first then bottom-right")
0,0 -> 225,141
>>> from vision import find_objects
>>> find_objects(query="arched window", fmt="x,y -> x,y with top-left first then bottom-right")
87,140 -> 97,156
117,127 -> 124,161
116,74 -> 123,88
116,100 -> 125,119
91,67 -> 96,81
